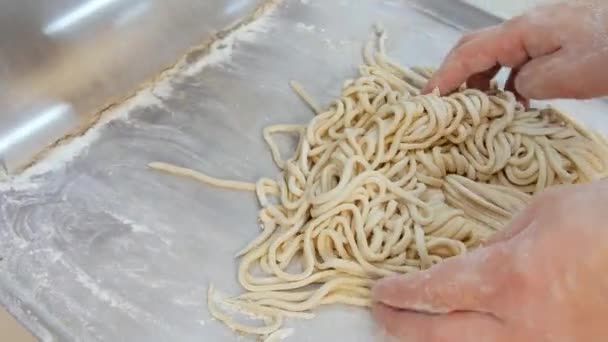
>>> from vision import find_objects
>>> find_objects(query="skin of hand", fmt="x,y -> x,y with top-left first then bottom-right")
372,179 -> 608,341
422,0 -> 608,101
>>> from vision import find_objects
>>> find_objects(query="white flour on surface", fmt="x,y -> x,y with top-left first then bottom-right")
180,4 -> 279,78
295,22 -> 316,32
63,257 -> 176,335
9,91 -> 165,184
108,211 -> 154,234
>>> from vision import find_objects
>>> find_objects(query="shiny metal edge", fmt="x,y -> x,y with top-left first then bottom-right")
410,0 -> 503,30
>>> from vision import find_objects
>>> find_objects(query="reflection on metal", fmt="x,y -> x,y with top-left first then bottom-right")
0,101 -> 79,171
43,0 -> 122,35
114,1 -> 151,28
0,0 -> 263,174
225,0 -> 253,15
0,104 -> 72,154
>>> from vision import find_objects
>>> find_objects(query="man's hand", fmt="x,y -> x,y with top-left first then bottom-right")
372,180 -> 608,341
423,1 -> 608,101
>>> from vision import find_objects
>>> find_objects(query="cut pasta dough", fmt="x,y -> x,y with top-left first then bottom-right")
150,28 -> 608,339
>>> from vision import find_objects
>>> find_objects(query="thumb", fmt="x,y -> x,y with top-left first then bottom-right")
485,184 -> 564,245
514,51 -> 590,100
482,197 -> 541,246
372,245 -> 509,314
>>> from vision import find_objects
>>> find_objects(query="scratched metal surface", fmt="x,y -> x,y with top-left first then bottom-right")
1,1 -> 608,341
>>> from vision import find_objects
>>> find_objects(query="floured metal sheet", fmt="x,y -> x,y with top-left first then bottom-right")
1,1 -> 608,341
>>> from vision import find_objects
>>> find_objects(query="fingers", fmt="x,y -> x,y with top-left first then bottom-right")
372,246 -> 508,314
484,185 -> 564,245
466,64 -> 501,91
514,50 -> 602,100
423,11 -> 565,96
483,190 -> 545,245
505,67 -> 529,107
452,27 -> 489,49
373,304 -> 506,342
514,51 -> 565,99
423,24 -> 530,95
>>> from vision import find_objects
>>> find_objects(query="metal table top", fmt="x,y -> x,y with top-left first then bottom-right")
1,1 -> 608,341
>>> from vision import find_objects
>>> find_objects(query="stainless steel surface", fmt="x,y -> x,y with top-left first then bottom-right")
0,0 -> 265,173
1,1 -> 608,341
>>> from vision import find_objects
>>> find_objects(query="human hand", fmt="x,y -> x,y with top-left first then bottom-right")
372,179 -> 608,341
423,1 -> 608,101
